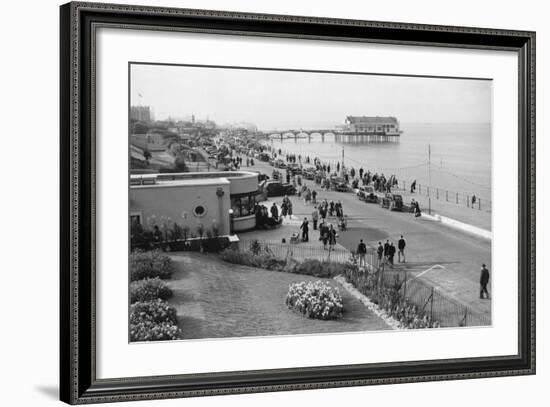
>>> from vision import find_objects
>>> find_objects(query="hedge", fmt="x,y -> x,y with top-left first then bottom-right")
130,249 -> 173,281
130,277 -> 173,303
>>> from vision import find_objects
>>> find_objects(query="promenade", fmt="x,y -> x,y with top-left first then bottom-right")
240,156 -> 492,318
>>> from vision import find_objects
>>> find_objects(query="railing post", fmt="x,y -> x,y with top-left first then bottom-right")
403,271 -> 407,299
478,198 -> 481,210
467,195 -> 470,207
446,190 -> 448,201
436,188 -> 439,199
456,192 -> 458,204
430,287 -> 434,321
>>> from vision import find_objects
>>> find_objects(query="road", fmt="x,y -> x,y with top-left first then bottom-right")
241,156 -> 491,317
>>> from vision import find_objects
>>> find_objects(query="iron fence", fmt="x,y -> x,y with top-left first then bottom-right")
346,266 -> 491,328
394,180 -> 491,212
238,239 -> 351,263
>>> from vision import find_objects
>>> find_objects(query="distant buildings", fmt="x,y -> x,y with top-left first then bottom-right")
131,106 -> 153,122
345,116 -> 401,135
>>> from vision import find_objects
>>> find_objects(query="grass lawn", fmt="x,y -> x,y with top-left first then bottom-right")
165,252 -> 390,340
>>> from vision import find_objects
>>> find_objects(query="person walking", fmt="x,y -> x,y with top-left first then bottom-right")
377,241 -> 384,267
356,239 -> 367,268
480,264 -> 490,299
311,189 -> 317,204
398,235 -> 406,263
311,207 -> 319,230
300,217 -> 309,242
328,224 -> 337,252
388,242 -> 396,268
320,221 -> 329,250
270,202 -> 279,222
383,240 -> 390,264
471,194 -> 477,209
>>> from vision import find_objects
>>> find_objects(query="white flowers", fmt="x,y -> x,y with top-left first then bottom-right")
286,281 -> 344,320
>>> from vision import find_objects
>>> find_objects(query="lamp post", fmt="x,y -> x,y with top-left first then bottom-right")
428,144 -> 432,215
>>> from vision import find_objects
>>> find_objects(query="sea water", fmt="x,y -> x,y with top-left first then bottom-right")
266,123 -> 492,203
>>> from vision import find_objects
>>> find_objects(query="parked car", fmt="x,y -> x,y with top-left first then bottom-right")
287,163 -> 302,175
273,159 -> 287,169
258,152 -> 270,162
330,177 -> 349,192
380,193 -> 404,211
357,186 -> 378,203
259,180 -> 296,197
303,168 -> 316,180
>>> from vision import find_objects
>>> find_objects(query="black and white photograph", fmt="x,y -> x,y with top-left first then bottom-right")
128,63 -> 493,342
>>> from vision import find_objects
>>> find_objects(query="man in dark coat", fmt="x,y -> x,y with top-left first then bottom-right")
300,218 -> 309,242
356,239 -> 367,267
480,264 -> 490,299
388,242 -> 396,268
377,242 -> 384,267
270,202 -> 279,221
398,235 -> 406,263
383,240 -> 390,264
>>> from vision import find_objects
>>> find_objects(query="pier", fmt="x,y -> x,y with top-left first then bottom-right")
257,116 -> 402,143
258,130 -> 401,143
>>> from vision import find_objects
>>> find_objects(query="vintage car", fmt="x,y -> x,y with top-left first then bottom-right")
380,193 -> 404,211
258,152 -> 271,162
259,180 -> 296,197
357,186 -> 378,203
330,177 -> 349,192
272,159 -> 287,169
286,163 -> 302,175
302,168 -> 316,180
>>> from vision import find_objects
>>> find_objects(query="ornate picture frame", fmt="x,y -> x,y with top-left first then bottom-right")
60,2 -> 535,404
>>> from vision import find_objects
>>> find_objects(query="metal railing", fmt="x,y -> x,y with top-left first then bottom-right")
394,180 -> 491,212
345,265 -> 491,328
238,239 -> 351,263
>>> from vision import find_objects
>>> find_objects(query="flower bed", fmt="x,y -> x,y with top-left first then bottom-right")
130,277 -> 173,303
285,281 -> 344,320
130,249 -> 173,281
129,299 -> 180,341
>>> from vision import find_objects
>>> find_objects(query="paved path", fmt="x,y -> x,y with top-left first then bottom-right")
166,253 -> 391,339
241,155 -> 491,317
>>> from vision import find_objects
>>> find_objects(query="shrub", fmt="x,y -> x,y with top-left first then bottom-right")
285,259 -> 351,278
130,277 -> 173,303
219,249 -> 286,270
286,281 -> 344,320
130,250 -> 173,281
129,299 -> 180,341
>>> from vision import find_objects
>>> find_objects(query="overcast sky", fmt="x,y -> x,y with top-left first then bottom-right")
131,64 -> 492,130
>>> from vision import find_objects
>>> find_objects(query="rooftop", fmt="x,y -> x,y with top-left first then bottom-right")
130,171 -> 258,188
346,116 -> 398,124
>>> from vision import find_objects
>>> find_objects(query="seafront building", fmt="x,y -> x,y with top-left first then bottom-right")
344,116 -> 402,136
130,171 -> 260,235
